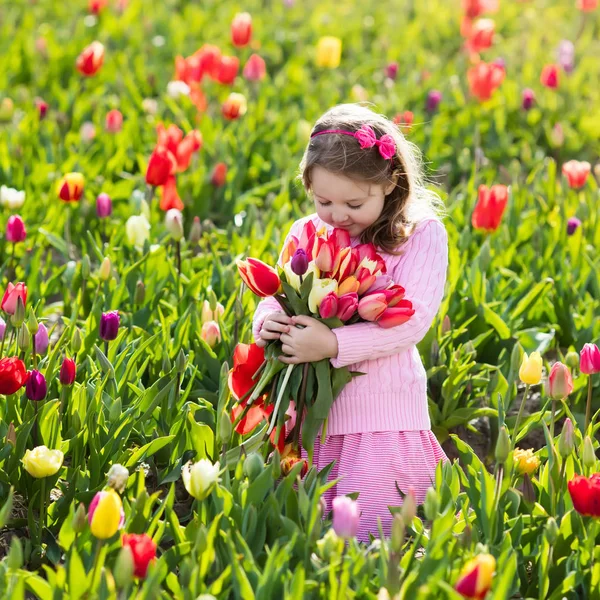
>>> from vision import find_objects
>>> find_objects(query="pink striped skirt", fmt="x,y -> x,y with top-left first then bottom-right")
301,431 -> 447,543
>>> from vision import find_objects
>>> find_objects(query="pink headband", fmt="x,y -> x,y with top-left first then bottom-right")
310,124 -> 396,160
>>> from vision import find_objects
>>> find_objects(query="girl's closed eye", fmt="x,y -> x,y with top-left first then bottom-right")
318,200 -> 363,210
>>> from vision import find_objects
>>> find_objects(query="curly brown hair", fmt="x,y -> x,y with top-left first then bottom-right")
299,104 -> 444,254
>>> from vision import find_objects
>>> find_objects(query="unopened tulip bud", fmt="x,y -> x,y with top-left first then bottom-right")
544,517 -> 558,545
558,418 -> 574,458
162,354 -> 171,373
99,257 -> 111,281
6,422 -> 16,447
96,193 -> 112,218
495,426 -> 510,465
113,546 -> 135,590
189,216 -> 202,244
441,315 -> 451,335
72,503 -> 87,534
72,327 -> 83,353
27,309 -> 39,336
201,321 -> 221,347
218,409 -> 232,444
243,453 -> 264,481
176,349 -> 186,374
391,513 -> 405,552
108,398 -> 122,422
17,324 -> 30,352
290,249 -> 309,276
583,436 -> 596,468
548,362 -> 574,400
34,323 -> 49,355
81,255 -> 91,280
522,472 -> 536,503
107,464 -> 129,493
423,487 -> 439,521
134,280 -> 145,305
401,488 -> 417,525
165,208 -> 184,241
565,351 -> 579,370
11,296 -> 26,327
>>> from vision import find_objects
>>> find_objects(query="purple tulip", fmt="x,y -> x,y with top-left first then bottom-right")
385,62 -> 398,80
557,40 -> 575,74
99,311 -> 120,341
96,193 -> 112,219
366,274 -> 393,293
567,217 -> 581,236
290,249 -> 309,276
332,496 -> 360,538
26,370 -> 47,401
522,88 -> 535,111
34,323 -> 49,355
426,90 -> 442,113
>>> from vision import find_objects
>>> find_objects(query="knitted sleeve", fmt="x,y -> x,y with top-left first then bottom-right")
330,219 -> 448,369
252,219 -> 303,341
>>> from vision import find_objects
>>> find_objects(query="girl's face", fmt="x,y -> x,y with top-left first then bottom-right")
310,166 -> 395,238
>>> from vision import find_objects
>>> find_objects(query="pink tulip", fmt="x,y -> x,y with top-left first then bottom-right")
580,343 -> 600,375
318,292 -> 338,319
314,240 -> 335,272
6,215 -> 26,243
383,284 -> 406,307
332,496 -> 360,538
357,293 -> 387,322
548,362 -> 574,399
201,321 -> 221,347
1,283 -> 27,315
336,293 -> 358,321
243,54 -> 266,81
366,275 -> 393,293
378,300 -> 415,329
105,109 -> 123,133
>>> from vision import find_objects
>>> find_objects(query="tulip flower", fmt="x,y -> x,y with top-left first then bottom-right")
332,496 -> 360,538
237,257 -> 281,297
519,352 -> 542,385
145,147 -> 174,187
548,362 -> 573,400
567,217 -> 581,236
316,36 -> 342,69
222,93 -> 247,120
562,160 -> 591,189
80,121 -> 96,143
107,464 -> 129,493
0,185 -> 25,209
577,0 -> 598,10
0,356 -> 28,395
105,109 -> 123,133
214,55 -> 239,85
22,446 -> 64,478
378,300 -> 415,328
34,323 -> 49,355
558,418 -> 574,459
100,311 -> 120,341
540,64 -> 559,89
57,172 -> 85,203
6,215 -> 26,243
88,490 -> 125,539
465,18 -> 495,53
581,343 -> 600,432
471,184 -> 508,231
76,41 -> 105,77
557,40 -> 575,74
182,459 -> 220,501
314,240 -> 335,272
308,278 -> 338,314
201,321 -> 221,347
165,208 -> 184,241
280,448 -> 308,478
243,54 -> 266,81
426,90 -> 442,112
2,283 -> 27,315
159,176 -> 184,212
231,12 -> 252,47
210,162 -> 227,187
521,88 -> 535,111
513,448 -> 540,475
89,0 -> 108,14
319,292 -> 338,319
95,193 -> 112,218
455,553 -> 496,599
0,317 -> 5,341
358,293 -> 387,322
125,214 -> 151,250
26,370 -> 47,402
568,474 -> 600,517
122,533 -> 157,579
291,249 -> 309,276
336,292 -> 359,321
385,62 -> 398,80
59,357 -> 76,386
467,60 -> 505,101
35,98 -> 49,119
201,300 -> 224,324
393,110 -> 414,131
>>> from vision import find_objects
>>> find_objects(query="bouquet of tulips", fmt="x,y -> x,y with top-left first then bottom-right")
231,220 -> 415,466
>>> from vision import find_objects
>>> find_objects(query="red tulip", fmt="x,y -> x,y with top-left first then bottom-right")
236,258 -> 281,297
393,111 -> 414,130
175,131 -> 203,172
145,147 -> 174,187
210,162 -> 227,187
580,343 -> 600,375
383,284 -> 406,307
59,358 -> 76,386
548,362 -> 574,400
231,12 -> 252,47
2,283 -> 27,315
455,553 -> 496,599
57,172 -> 85,202
577,0 -> 598,10
0,356 -> 28,395
298,220 -> 318,252
159,176 -> 184,211
540,64 -> 559,89
6,215 -> 26,243
467,60 -> 505,101
76,41 -> 105,77
105,109 -> 123,133
336,293 -> 359,321
318,292 -> 338,319
122,533 -> 157,579
462,0 -> 498,19
471,184 -> 508,231
562,160 -> 591,189
280,449 -> 308,478
378,300 -> 415,329
465,18 -> 495,53
215,56 -> 239,85
568,474 -> 600,516
221,93 -> 247,120
243,54 -> 266,81
88,0 -> 108,14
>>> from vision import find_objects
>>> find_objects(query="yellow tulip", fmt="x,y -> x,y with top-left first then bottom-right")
283,260 -> 320,293
513,448 -> 541,475
519,352 -> 542,385
57,172 -> 85,202
316,36 -> 342,69
22,446 -> 64,478
88,489 -> 124,539
308,278 -> 338,314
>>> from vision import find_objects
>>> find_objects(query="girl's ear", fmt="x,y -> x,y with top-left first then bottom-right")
384,172 -> 400,195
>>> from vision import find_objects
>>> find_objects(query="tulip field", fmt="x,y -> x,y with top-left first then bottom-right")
1,0 -> 600,597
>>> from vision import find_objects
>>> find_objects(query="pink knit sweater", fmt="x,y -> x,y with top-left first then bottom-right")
252,213 -> 448,435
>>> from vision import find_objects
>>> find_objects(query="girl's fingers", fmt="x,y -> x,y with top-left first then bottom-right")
281,344 -> 294,355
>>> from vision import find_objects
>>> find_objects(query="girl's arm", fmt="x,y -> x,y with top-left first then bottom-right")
330,219 -> 448,368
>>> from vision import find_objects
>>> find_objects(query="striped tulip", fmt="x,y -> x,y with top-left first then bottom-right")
455,553 -> 496,599
548,362 -> 573,400
378,300 -> 415,329
76,41 -> 105,77
88,490 -> 125,539
357,293 -> 387,322
57,172 -> 85,202
221,93 -> 247,120
562,160 -> 591,189
237,258 -> 281,297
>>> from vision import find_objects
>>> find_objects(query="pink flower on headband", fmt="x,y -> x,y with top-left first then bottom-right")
355,125 -> 396,160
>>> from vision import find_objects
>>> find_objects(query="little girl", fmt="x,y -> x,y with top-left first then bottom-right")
252,103 -> 448,542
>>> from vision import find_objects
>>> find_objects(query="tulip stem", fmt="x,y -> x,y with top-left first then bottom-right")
65,205 -> 74,260
90,539 -> 104,588
585,376 -> 593,435
39,477 -> 47,546
292,363 -> 310,447
175,240 -> 181,304
550,399 -> 557,439
33,401 -> 39,447
274,295 -> 293,318
267,364 -> 295,436
512,384 -> 530,450
0,320 -> 9,358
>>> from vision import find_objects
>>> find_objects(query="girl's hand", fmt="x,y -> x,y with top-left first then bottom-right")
279,315 -> 339,364
256,312 -> 293,348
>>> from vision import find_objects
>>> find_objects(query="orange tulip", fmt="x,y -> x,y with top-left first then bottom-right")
231,12 -> 252,47
337,276 -> 360,296
57,172 -> 85,202
540,64 -> 559,89
562,160 -> 591,189
236,258 -> 281,297
76,41 -> 105,77
222,93 -> 247,120
281,236 -> 299,266
577,0 -> 598,12
467,61 -> 504,101
471,184 -> 508,231
210,162 -> 228,187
